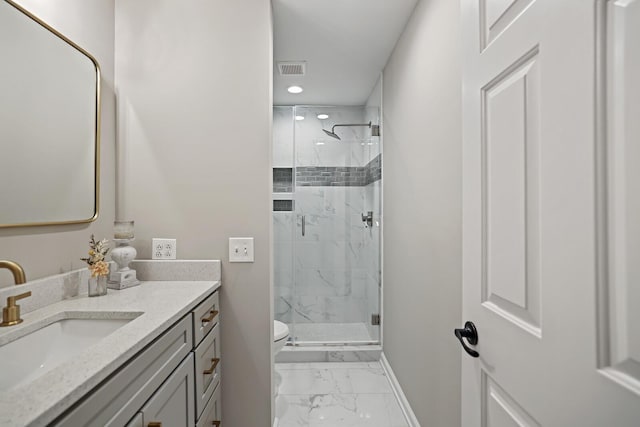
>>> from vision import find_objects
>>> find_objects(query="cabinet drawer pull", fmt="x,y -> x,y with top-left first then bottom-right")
148,423 -> 162,427
212,422 -> 221,427
203,358 -> 220,375
201,310 -> 219,324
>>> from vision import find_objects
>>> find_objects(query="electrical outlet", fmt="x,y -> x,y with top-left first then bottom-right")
152,238 -> 177,260
229,237 -> 254,262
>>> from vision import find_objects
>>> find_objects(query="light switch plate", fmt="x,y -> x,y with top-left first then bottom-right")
229,237 -> 254,262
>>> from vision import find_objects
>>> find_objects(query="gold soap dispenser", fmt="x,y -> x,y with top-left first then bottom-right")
0,291 -> 31,327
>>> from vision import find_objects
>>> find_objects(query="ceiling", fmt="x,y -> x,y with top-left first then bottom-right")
272,0 -> 418,106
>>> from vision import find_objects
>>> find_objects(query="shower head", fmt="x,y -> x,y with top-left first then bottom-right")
323,129 -> 341,140
321,121 -> 373,141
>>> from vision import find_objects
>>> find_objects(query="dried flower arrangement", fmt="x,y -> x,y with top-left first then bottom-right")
81,234 -> 110,277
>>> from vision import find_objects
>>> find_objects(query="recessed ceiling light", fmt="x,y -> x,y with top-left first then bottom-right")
317,114 -> 329,120
287,85 -> 303,94
295,115 -> 305,121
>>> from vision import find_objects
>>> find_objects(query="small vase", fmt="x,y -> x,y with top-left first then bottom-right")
88,275 -> 108,297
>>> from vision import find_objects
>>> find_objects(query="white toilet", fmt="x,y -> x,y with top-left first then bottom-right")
273,320 -> 290,402
273,320 -> 289,356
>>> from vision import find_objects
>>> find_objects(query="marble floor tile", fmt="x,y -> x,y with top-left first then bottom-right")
276,394 -> 408,427
275,361 -> 409,427
276,362 -> 380,371
278,367 -> 353,395
346,367 -> 392,394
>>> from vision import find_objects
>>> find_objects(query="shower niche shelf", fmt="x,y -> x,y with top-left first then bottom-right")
272,192 -> 293,200
273,199 -> 293,212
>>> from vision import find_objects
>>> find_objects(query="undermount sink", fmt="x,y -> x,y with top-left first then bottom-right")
0,315 -> 140,391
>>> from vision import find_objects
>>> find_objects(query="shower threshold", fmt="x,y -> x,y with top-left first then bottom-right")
276,322 -> 381,362
277,344 -> 382,363
289,322 -> 375,343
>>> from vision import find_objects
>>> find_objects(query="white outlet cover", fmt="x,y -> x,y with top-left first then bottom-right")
229,237 -> 254,262
152,238 -> 177,260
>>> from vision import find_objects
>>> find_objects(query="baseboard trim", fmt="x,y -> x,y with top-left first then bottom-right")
380,352 -> 421,427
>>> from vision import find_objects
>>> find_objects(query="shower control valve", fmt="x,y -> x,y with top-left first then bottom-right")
361,211 -> 373,228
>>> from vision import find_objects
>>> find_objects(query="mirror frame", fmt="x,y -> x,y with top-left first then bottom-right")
1,0 -> 101,228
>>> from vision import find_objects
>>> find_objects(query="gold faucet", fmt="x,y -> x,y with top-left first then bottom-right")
0,260 -> 26,285
0,291 -> 31,327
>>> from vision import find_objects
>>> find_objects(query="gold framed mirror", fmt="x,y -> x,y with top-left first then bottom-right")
0,0 -> 101,228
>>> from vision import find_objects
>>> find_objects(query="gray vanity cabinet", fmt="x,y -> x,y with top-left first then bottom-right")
133,354 -> 195,426
56,315 -> 193,426
54,289 -> 221,427
197,383 -> 222,427
193,291 -> 222,424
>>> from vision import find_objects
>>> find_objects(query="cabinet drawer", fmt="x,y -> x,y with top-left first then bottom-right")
193,290 -> 219,346
55,315 -> 193,427
140,353 -> 195,427
194,322 -> 221,419
196,382 -> 222,427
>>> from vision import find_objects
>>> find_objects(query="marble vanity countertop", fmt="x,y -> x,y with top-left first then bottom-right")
0,280 -> 220,427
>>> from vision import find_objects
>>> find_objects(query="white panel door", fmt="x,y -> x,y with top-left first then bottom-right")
461,0 -> 640,425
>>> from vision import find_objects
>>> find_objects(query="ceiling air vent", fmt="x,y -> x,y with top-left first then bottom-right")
278,61 -> 306,76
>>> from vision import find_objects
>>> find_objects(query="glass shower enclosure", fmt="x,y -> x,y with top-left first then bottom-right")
273,105 -> 382,346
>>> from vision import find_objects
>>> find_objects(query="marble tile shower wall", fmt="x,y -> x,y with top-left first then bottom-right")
363,104 -> 382,340
273,107 -> 294,167
293,186 -> 369,326
273,105 -> 381,340
274,211 -> 294,324
363,180 -> 382,339
272,189 -> 371,328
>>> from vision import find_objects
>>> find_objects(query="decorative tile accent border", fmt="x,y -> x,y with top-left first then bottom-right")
366,153 -> 381,184
296,166 -> 365,186
296,154 -> 381,187
273,168 -> 293,192
273,199 -> 294,211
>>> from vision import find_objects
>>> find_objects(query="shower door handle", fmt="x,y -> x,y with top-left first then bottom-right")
301,215 -> 306,236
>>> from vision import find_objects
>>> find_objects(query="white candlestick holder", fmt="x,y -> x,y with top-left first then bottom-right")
108,238 -> 141,290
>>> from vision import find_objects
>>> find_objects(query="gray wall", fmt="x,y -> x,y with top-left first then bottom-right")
0,0 -> 116,288
382,0 -> 462,425
114,0 -> 273,425
2,1 -> 273,424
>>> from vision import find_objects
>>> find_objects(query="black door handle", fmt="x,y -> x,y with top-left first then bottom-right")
454,321 -> 479,358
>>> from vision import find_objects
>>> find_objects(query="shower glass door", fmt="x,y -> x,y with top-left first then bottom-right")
290,105 -> 381,345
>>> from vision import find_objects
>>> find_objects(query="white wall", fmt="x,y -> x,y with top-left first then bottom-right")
114,0 -> 273,425
0,0 -> 116,288
382,0 -> 462,425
